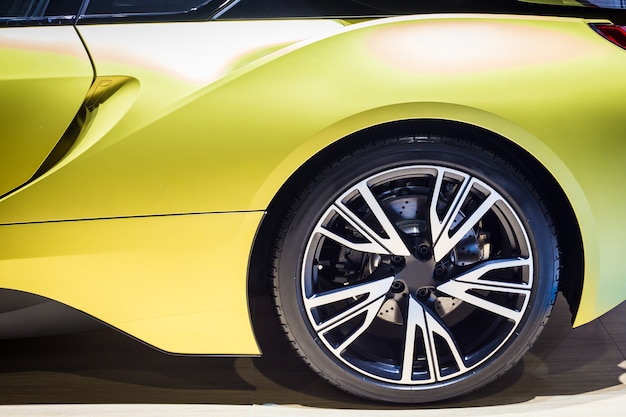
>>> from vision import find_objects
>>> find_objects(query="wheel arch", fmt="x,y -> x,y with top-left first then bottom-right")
247,118 -> 584,333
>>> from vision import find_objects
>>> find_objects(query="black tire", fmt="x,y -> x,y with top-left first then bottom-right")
272,135 -> 559,403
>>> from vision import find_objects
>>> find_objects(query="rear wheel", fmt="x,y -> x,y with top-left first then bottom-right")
272,135 -> 559,403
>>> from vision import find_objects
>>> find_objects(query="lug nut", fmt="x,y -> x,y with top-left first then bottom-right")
416,287 -> 431,300
391,255 -> 404,266
391,281 -> 406,293
433,265 -> 447,280
417,243 -> 431,260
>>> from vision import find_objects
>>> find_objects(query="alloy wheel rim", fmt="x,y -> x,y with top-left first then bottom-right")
300,165 -> 534,384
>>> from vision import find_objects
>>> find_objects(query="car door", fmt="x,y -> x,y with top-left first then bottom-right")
0,0 -> 93,196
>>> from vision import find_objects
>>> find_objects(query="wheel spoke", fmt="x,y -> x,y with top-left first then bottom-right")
429,170 -> 501,261
451,257 -> 533,289
402,297 -> 435,383
314,206 -> 392,255
436,275 -> 530,323
429,168 -> 471,254
424,311 -> 469,380
305,276 -> 395,332
402,297 -> 469,383
334,180 -> 411,256
323,295 -> 388,355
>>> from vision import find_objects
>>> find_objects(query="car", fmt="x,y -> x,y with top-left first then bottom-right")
1,0 -> 625,404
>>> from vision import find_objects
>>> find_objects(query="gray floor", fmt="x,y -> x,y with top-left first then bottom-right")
0,295 -> 624,416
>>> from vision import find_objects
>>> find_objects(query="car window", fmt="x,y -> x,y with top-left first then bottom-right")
63,0 -> 625,23
0,0 -> 82,19
219,0 -> 626,21
521,0 -> 626,8
84,0 -> 214,15
215,0 -> 423,18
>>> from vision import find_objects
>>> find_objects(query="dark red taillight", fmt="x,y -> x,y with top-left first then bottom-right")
591,24 -> 626,49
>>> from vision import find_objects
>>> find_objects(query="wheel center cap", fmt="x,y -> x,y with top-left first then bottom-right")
395,255 -> 436,291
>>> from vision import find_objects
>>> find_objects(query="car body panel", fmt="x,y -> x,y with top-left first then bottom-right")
0,14 -> 625,353
0,19 -> 346,222
0,211 -> 262,354
0,26 -> 93,196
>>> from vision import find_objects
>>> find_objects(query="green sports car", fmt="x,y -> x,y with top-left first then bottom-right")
1,0 -> 625,403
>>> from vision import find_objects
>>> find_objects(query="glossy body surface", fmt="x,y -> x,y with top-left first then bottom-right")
0,0 -> 625,403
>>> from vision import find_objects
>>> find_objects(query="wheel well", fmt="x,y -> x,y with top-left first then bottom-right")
248,119 -> 583,322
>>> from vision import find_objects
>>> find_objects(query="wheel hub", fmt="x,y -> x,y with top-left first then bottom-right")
394,255 -> 437,295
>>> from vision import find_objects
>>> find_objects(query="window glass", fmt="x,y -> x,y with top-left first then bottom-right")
84,0 -> 214,15
0,0 -> 82,18
216,0 -> 399,18
590,0 -> 626,6
219,0 -> 626,19
521,0 -> 626,8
